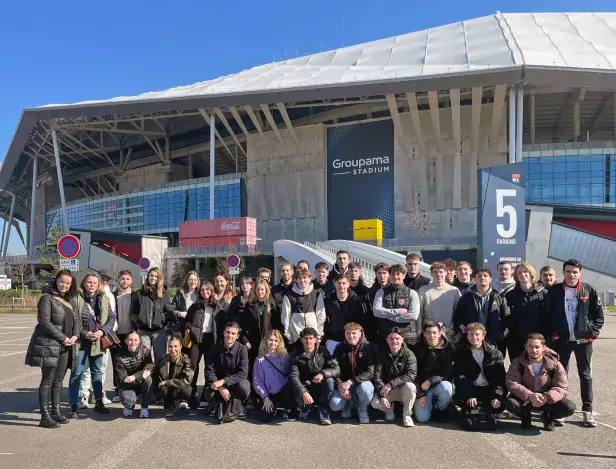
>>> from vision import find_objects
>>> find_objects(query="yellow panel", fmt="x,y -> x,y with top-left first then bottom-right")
353,219 -> 383,241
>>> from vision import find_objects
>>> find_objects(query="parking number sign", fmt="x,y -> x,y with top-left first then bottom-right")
478,163 -> 526,271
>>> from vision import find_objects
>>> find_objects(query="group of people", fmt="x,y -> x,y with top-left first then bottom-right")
26,251 -> 604,432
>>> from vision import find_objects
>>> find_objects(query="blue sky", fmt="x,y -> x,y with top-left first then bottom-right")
0,0 -> 612,254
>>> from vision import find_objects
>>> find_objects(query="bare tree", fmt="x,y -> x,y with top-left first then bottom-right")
401,207 -> 435,239
10,262 -> 34,299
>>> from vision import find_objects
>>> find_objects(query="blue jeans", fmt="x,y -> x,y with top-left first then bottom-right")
69,349 -> 104,405
330,381 -> 374,413
413,381 -> 454,423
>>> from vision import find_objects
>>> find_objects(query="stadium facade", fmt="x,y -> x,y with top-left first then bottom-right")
1,12 -> 616,285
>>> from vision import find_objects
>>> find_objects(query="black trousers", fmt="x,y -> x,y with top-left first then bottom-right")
119,377 -> 152,409
258,383 -> 293,422
455,385 -> 504,414
551,340 -> 593,412
292,378 -> 335,410
110,334 -> 128,391
185,332 -> 215,402
203,379 -> 251,405
39,349 -> 70,410
506,395 -> 576,419
159,385 -> 193,409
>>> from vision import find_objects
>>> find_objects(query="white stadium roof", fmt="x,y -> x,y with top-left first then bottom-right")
41,12 -> 616,109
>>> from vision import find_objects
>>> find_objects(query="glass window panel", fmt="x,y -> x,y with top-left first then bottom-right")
554,156 -> 567,163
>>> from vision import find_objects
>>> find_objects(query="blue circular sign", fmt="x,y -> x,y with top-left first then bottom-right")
57,235 -> 81,259
138,257 -> 151,270
226,254 -> 240,268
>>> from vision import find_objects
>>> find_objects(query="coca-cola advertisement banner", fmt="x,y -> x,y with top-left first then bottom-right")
180,217 -> 256,241
327,120 -> 395,239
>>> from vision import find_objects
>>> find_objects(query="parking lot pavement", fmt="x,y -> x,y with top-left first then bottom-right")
1,313 -> 616,469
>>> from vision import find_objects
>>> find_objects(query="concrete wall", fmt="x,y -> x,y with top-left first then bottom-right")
246,124 -> 327,246
117,163 -> 170,193
525,205 -> 554,269
141,235 -> 169,281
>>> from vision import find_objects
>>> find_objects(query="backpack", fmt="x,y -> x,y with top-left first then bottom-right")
460,408 -> 497,431
222,398 -> 242,423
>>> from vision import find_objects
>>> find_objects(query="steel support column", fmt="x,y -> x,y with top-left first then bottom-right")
29,156 -> 38,258
209,113 -> 215,220
51,128 -> 70,234
516,87 -> 524,162
0,210 -> 7,256
508,87 -> 516,164
2,193 -> 16,259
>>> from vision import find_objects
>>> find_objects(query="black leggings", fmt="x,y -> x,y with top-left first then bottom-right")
185,332 -> 215,402
40,349 -> 70,409
160,385 -> 193,409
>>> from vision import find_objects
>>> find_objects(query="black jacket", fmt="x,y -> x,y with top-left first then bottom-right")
350,278 -> 373,317
116,346 -> 154,385
373,343 -> 417,394
239,299 -> 276,349
131,287 -> 174,332
156,352 -> 194,389
546,281 -> 604,342
185,301 -> 218,343
332,337 -> 375,388
290,346 -> 340,394
205,340 -> 249,387
453,287 -> 511,349
505,283 -> 548,352
26,290 -> 81,368
323,290 -> 365,342
227,295 -> 249,324
313,278 -> 334,298
453,340 -> 506,403
213,298 -> 234,341
414,335 -> 455,397
404,274 -> 430,291
271,282 -> 293,330
328,264 -> 350,283
452,279 -> 474,293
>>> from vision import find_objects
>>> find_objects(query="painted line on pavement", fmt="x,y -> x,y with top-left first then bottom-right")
570,413 -> 616,431
0,337 -> 29,344
0,351 -> 27,358
0,332 -> 25,335
0,327 -> 32,329
0,370 -> 40,388
86,419 -> 166,469
481,433 -> 549,469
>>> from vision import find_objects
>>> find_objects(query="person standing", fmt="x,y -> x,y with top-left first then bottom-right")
366,263 -> 389,341
323,275 -> 364,354
539,265 -> 558,289
111,270 -> 135,402
171,271 -> 200,332
348,262 -> 373,329
116,331 -> 154,418
312,262 -> 334,298
228,276 -> 254,322
505,263 -> 547,360
272,262 -> 294,312
26,270 -> 79,428
328,250 -> 351,282
418,262 -> 461,341
130,267 -> 174,361
69,273 -> 116,418
183,281 -> 217,414
452,261 -> 474,293
443,259 -> 457,285
212,272 -> 235,339
493,262 -> 516,296
373,264 -> 420,347
404,253 -> 430,291
453,268 -> 511,355
257,267 -> 272,285
546,259 -> 604,427
371,326 -> 418,427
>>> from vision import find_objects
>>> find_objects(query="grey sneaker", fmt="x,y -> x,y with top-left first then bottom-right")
385,408 -> 395,421
554,418 -> 565,426
583,411 -> 597,427
358,410 -> 370,424
112,395 -> 121,403
341,405 -> 353,419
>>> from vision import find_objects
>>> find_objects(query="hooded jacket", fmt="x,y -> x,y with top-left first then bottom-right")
506,348 -> 569,404
290,345 -> 340,394
453,286 -> 511,349
130,286 -> 174,332
332,336 -> 375,388
414,334 -> 455,397
323,290 -> 365,342
328,263 -> 350,282
493,279 -> 516,296
26,289 -> 81,368
505,283 -> 548,352
546,281 -> 604,342
454,340 -> 506,402
281,283 -> 325,342
373,342 -> 417,394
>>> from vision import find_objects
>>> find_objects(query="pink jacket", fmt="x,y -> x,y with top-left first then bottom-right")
506,348 -> 569,404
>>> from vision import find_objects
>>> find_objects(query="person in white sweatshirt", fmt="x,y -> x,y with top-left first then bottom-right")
281,268 -> 326,345
418,262 -> 461,340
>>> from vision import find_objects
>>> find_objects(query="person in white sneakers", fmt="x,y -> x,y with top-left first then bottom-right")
371,327 -> 418,427
116,331 -> 154,418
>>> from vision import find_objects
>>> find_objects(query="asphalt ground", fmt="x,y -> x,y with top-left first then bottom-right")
1,313 -> 616,469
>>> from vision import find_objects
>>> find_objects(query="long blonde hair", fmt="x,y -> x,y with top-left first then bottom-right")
514,262 -> 537,285
182,271 -> 201,294
143,267 -> 164,298
258,329 -> 287,358
249,279 -> 271,304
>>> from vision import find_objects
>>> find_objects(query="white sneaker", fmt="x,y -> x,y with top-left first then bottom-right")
140,408 -> 150,419
178,402 -> 189,410
78,394 -> 90,409
554,418 -> 565,426
403,415 -> 415,427
385,408 -> 395,421
122,408 -> 133,418
102,395 -> 112,405
583,411 -> 597,428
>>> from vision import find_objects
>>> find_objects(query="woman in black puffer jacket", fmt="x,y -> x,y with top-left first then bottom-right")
26,270 -> 80,428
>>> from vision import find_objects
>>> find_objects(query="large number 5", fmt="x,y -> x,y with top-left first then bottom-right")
496,189 -> 517,238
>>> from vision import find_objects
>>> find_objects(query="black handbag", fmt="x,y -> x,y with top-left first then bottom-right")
460,408 -> 497,431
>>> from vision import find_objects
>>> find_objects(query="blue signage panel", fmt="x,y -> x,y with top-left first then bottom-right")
326,121 -> 395,240
477,162 -> 526,270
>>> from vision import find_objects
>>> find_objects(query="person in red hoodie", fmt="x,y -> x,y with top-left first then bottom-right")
505,333 -> 575,431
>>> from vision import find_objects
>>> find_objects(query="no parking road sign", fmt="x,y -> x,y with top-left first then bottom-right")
226,254 -> 240,269
138,257 -> 151,270
57,235 -> 81,259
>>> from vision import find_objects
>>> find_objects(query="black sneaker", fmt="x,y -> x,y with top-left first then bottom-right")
284,408 -> 298,422
542,412 -> 555,431
68,404 -> 85,419
164,407 -> 176,418
521,413 -> 533,429
93,402 -> 110,414
215,403 -> 224,424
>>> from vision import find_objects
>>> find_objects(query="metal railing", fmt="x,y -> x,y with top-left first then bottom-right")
307,241 -> 376,285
